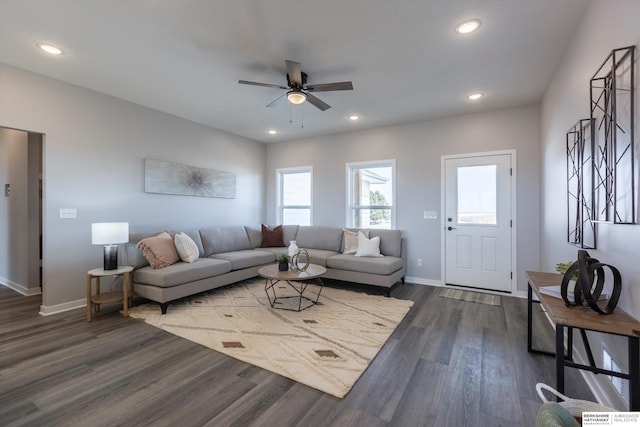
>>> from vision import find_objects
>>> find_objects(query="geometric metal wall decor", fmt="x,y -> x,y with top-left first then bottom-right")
144,158 -> 236,199
590,45 -> 636,224
567,118 -> 596,248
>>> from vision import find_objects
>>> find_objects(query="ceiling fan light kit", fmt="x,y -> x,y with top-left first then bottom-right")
287,90 -> 307,105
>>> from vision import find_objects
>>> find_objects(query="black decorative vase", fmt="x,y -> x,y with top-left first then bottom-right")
561,250 -> 622,315
278,262 -> 289,271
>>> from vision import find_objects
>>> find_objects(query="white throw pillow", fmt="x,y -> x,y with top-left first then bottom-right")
174,232 -> 199,263
343,228 -> 370,254
355,232 -> 383,257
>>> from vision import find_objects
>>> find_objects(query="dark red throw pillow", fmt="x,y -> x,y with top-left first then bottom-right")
260,224 -> 285,247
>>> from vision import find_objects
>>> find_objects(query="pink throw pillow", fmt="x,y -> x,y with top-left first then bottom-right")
136,231 -> 180,269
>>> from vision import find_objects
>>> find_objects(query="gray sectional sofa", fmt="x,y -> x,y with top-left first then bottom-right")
122,225 -> 406,313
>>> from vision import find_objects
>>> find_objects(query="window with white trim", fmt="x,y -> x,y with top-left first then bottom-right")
277,167 -> 312,226
346,160 -> 395,229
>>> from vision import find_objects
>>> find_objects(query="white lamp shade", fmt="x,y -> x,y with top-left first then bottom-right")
91,222 -> 129,245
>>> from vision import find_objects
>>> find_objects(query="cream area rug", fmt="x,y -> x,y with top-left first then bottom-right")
438,287 -> 501,306
128,279 -> 413,398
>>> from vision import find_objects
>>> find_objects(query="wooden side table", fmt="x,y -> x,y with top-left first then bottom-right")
86,266 -> 134,322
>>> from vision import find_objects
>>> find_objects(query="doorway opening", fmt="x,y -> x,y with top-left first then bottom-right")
0,126 -> 43,297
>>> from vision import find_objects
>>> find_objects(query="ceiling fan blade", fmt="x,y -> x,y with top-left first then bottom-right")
285,60 -> 303,87
305,81 -> 353,92
238,80 -> 288,89
266,93 -> 287,108
305,92 -> 331,111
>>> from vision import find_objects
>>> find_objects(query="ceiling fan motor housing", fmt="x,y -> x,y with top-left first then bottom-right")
287,71 -> 308,88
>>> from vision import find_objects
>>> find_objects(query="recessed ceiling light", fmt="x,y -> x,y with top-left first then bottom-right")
268,129 -> 277,135
348,115 -> 360,121
467,92 -> 483,100
37,42 -> 64,55
455,19 -> 481,34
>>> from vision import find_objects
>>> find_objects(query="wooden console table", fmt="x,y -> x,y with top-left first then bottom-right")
526,271 -> 640,410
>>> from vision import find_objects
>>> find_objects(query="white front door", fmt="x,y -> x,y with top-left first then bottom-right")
443,153 -> 513,292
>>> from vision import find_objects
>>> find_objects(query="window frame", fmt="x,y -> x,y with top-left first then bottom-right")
276,166 -> 313,226
345,159 -> 396,229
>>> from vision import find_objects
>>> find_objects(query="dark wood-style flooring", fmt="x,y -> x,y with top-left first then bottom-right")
0,281 -> 594,426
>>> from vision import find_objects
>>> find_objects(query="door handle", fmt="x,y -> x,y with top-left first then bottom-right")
447,226 -> 456,231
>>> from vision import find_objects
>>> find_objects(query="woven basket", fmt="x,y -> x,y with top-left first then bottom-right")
536,383 -> 615,418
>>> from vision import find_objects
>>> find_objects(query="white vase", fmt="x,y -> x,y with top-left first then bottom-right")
288,240 -> 299,257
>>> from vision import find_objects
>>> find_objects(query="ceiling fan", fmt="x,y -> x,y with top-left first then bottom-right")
238,60 -> 353,111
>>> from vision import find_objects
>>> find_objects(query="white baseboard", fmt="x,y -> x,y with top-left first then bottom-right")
514,289 -> 528,299
404,276 -> 442,286
39,299 -> 86,316
0,278 -> 42,296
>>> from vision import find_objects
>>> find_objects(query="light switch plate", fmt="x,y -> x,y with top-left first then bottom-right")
59,208 -> 77,219
423,210 -> 438,219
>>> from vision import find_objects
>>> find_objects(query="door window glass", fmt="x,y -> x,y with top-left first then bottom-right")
457,165 -> 497,225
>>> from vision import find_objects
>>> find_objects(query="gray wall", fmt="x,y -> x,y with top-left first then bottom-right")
266,103 -> 541,292
0,63 -> 266,311
540,0 -> 640,409
0,127 -> 30,292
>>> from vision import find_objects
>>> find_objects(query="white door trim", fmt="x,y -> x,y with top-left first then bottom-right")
440,149 -> 518,294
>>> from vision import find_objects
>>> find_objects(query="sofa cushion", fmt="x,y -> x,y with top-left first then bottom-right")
260,224 -> 284,247
136,232 -> 180,269
169,228 -> 205,257
125,232 -> 160,269
355,233 -> 383,258
257,247 -> 288,257
210,250 -> 275,270
296,249 -> 341,267
282,225 -> 299,246
245,225 -> 300,248
174,232 -> 199,263
200,226 -> 251,256
133,258 -> 232,287
296,226 -> 342,252
244,226 -> 263,248
327,254 -> 403,275
369,229 -> 402,257
343,228 -> 369,254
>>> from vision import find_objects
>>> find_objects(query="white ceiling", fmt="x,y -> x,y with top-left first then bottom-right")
0,0 -> 589,143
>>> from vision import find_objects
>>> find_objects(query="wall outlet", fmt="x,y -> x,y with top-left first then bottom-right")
4,184 -> 10,197
417,258 -> 423,267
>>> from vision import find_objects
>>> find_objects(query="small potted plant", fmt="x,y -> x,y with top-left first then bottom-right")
555,261 -> 578,281
277,255 -> 290,271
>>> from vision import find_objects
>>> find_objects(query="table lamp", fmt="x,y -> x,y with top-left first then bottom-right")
91,222 -> 129,270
